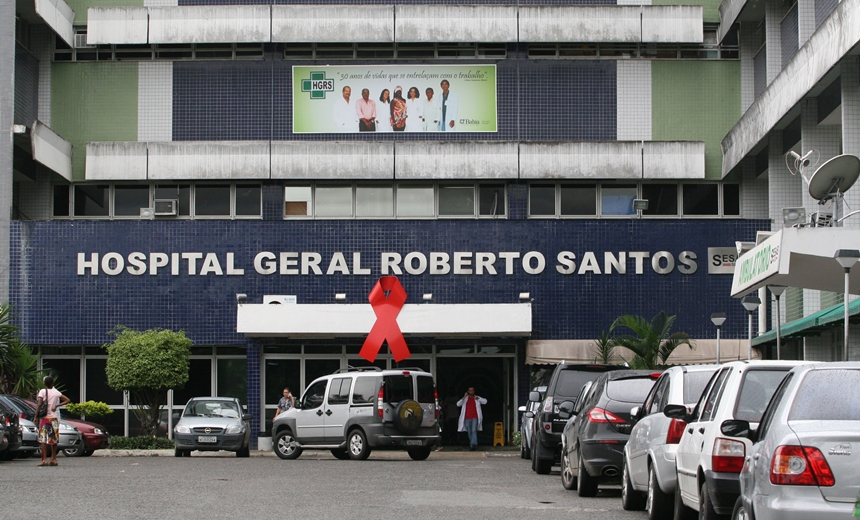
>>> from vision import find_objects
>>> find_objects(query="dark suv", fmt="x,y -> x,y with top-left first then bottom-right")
272,366 -> 439,461
531,363 -> 621,474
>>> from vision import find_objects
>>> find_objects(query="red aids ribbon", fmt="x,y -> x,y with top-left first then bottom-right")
360,276 -> 410,362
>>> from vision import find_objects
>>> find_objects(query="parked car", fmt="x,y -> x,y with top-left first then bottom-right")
16,396 -> 111,457
518,385 -> 545,459
272,366 -> 440,461
666,360 -> 803,520
0,399 -> 22,460
559,369 -> 663,496
621,364 -> 720,519
531,363 -> 623,474
726,362 -> 860,520
0,395 -> 83,457
173,396 -> 252,457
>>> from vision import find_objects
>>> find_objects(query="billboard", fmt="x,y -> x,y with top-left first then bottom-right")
292,65 -> 497,133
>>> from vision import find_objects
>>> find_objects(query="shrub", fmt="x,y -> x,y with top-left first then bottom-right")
66,401 -> 114,418
110,436 -> 174,450
511,430 -> 522,447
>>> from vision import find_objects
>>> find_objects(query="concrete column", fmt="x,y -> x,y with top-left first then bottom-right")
740,157 -> 769,220
842,57 -> 860,230
765,0 -> 785,84
739,22 -> 759,113
245,339 -> 262,449
0,0 -> 14,304
768,130 -> 802,226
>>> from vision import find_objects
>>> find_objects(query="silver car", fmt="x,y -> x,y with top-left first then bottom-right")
726,362 -> 860,520
518,386 -> 545,460
173,397 -> 252,457
18,418 -> 83,457
621,365 -> 718,519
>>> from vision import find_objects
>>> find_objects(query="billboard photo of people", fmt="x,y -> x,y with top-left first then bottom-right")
293,65 -> 497,134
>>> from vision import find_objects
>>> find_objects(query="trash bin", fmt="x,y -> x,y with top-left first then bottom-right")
258,435 -> 273,451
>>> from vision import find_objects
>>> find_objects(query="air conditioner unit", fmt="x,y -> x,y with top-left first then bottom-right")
153,199 -> 178,216
74,33 -> 94,49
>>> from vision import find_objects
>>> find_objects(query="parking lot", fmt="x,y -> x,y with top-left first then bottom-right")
1,450 -> 648,520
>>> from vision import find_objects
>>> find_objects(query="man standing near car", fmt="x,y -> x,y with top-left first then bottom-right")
34,375 -> 70,466
457,387 -> 486,451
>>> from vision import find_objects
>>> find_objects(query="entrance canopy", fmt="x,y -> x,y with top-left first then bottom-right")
236,302 -> 531,337
731,227 -> 860,297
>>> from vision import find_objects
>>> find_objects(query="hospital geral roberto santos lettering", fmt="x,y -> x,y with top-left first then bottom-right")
76,249 -> 706,277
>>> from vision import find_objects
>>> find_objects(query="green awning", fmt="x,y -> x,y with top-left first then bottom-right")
752,299 -> 860,347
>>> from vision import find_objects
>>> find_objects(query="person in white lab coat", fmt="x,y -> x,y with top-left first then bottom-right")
405,86 -> 424,132
423,87 -> 442,132
332,85 -> 357,132
440,79 -> 459,132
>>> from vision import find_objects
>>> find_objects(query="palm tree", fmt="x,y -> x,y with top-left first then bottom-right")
609,311 -> 693,369
591,330 -> 617,364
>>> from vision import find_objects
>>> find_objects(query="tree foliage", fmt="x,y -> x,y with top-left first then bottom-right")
609,311 -> 693,369
104,327 -> 192,436
0,304 -> 47,397
591,330 -> 618,364
66,400 -> 114,419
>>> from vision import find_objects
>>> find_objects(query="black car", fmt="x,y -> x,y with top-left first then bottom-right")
0,400 -> 22,461
531,363 -> 622,474
558,369 -> 662,496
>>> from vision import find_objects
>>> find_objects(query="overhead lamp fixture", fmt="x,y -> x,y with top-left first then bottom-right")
236,293 -> 248,303
741,295 -> 761,361
335,293 -> 347,302
782,207 -> 806,227
834,249 -> 860,361
519,292 -> 531,302
710,312 -> 727,364
422,293 -> 434,302
768,285 -> 787,360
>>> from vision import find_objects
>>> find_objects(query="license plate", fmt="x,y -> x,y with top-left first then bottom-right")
197,436 -> 217,443
406,440 -> 423,446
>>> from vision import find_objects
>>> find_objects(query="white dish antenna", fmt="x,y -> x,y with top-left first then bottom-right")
807,154 -> 860,203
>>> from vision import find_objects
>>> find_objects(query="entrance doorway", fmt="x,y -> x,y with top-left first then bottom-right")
436,357 -> 514,447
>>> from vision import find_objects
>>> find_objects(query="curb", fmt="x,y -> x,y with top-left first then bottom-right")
93,448 -> 520,459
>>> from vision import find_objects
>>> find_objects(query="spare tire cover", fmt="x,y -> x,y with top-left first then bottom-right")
394,400 -> 424,433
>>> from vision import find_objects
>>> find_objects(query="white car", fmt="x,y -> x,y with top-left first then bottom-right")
666,360 -> 803,520
621,364 -> 719,519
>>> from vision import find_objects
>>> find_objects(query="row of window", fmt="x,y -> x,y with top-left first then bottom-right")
51,181 -> 740,219
54,38 -> 737,63
528,182 -> 740,218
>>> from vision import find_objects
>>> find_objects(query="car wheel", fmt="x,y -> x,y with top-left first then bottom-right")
183,449 -> 192,457
407,447 -> 431,461
82,450 -> 94,457
534,440 -> 552,475
577,453 -> 599,497
731,496 -> 752,520
347,429 -> 371,460
174,448 -> 185,458
699,481 -> 722,520
560,448 -> 578,490
236,444 -> 250,458
674,479 -> 696,520
530,438 -> 537,472
522,435 -> 531,460
621,459 -> 646,510
63,447 -> 84,457
393,400 -> 424,434
274,430 -> 302,460
330,448 -> 350,460
647,464 -> 673,520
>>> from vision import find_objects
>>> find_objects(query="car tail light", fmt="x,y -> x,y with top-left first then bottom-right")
770,445 -> 835,486
712,438 -> 746,473
587,407 -> 625,424
19,413 -> 26,419
542,396 -> 554,414
666,419 -> 686,444
434,387 -> 440,419
377,387 -> 384,419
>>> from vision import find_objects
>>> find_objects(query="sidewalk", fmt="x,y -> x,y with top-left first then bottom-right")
94,446 -> 520,458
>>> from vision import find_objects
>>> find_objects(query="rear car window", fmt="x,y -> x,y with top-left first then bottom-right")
606,378 -> 658,402
789,369 -> 860,420
352,377 -> 376,405
555,370 -> 605,399
683,370 -> 717,404
416,375 -> 435,403
384,375 -> 413,403
734,369 -> 790,422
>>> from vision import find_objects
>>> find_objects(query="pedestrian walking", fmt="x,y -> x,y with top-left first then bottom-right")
457,386 -> 487,451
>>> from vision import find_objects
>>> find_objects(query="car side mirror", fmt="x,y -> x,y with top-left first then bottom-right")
242,414 -> 253,422
524,411 -> 534,419
557,400 -> 575,420
528,391 -> 541,402
629,406 -> 641,423
663,404 -> 689,421
720,419 -> 753,440
518,405 -> 527,413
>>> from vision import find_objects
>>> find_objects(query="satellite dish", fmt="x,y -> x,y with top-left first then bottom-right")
807,154 -> 860,202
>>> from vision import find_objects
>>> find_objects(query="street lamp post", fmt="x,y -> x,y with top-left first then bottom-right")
710,312 -> 727,364
742,295 -> 761,360
834,250 -> 860,362
768,285 -> 787,360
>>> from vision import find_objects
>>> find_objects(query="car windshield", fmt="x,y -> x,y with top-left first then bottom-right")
683,370 -> 717,404
734,369 -> 790,422
184,400 -> 240,418
606,378 -> 658,403
789,369 -> 860,420
556,370 -> 604,400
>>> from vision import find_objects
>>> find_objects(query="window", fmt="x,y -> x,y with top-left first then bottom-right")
697,368 -> 730,422
194,185 -> 231,216
301,380 -> 328,410
479,184 -> 505,217
601,184 -> 637,215
154,184 -> 191,216
734,369 -> 791,422
560,184 -> 596,215
74,185 -> 110,217
642,184 -> 678,216
384,375 -> 414,403
235,185 -> 261,217
327,377 -> 352,405
352,377 -> 377,405
396,185 -> 434,217
316,186 -> 353,217
114,185 -> 150,217
789,369 -> 860,421
683,184 -> 719,215
529,184 -> 555,216
723,183 -> 740,216
438,185 -> 474,216
53,185 -> 70,217
356,185 -> 393,217
285,186 -> 312,217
